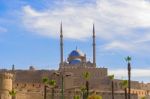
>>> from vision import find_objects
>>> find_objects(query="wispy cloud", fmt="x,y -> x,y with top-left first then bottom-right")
100,40 -> 150,54
109,68 -> 150,82
21,0 -> 150,51
0,27 -> 7,33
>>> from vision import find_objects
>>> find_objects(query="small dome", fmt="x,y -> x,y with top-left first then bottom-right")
69,58 -> 81,64
69,50 -> 84,57
29,66 -> 36,71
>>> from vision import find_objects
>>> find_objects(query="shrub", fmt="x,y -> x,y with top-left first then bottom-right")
74,95 -> 80,99
88,94 -> 102,99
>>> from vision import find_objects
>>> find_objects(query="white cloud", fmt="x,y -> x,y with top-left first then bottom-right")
109,68 -> 150,82
21,0 -> 150,51
101,40 -> 150,53
103,41 -> 136,52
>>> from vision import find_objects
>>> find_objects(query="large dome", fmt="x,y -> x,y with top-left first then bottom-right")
68,49 -> 86,65
69,50 -> 84,57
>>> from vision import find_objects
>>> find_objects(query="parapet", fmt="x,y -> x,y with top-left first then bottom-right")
0,72 -> 13,79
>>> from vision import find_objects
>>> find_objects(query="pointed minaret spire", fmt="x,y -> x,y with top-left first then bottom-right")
12,64 -> 15,71
76,46 -> 78,50
60,22 -> 64,66
93,24 -> 96,67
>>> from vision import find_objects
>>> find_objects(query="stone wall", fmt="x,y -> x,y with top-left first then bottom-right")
14,90 -> 138,99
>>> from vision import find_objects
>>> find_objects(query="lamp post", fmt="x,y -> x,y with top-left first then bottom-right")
54,72 -> 71,99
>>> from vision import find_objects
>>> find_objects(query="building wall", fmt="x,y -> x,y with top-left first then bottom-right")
60,66 -> 108,90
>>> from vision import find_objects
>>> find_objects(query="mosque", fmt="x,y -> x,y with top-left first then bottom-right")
0,24 -> 150,99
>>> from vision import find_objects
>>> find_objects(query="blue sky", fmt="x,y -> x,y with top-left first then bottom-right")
0,0 -> 150,82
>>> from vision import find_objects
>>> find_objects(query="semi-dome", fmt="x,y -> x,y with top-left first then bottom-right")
69,50 -> 84,57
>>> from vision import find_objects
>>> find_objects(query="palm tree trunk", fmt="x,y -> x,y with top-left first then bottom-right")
125,88 -> 127,99
112,81 -> 114,99
86,81 -> 89,98
12,96 -> 15,99
44,85 -> 47,99
83,92 -> 85,99
128,63 -> 131,99
52,88 -> 54,99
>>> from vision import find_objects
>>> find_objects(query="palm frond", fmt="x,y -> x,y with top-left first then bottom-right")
49,79 -> 56,87
83,72 -> 90,80
80,86 -> 86,92
42,77 -> 49,84
108,75 -> 114,80
125,56 -> 131,62
120,80 -> 128,88
9,89 -> 16,96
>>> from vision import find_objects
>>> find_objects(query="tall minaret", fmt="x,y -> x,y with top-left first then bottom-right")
60,22 -> 63,66
12,64 -> 15,72
93,24 -> 96,67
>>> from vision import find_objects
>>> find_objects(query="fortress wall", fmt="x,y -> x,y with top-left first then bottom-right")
14,90 -> 138,99
139,83 -> 150,90
14,83 -> 43,90
59,67 -> 109,90
96,91 -> 138,99
129,89 -> 149,98
60,67 -> 107,78
16,91 -> 43,99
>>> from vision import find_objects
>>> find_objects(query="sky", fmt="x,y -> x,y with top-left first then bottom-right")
0,0 -> 150,82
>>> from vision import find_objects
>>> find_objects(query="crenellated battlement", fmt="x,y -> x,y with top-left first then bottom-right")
0,72 -> 13,79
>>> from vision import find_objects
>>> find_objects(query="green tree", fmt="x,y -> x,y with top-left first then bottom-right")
120,80 -> 128,99
125,56 -> 131,99
108,75 -> 114,99
83,72 -> 90,98
48,80 -> 56,99
42,77 -> 49,99
9,89 -> 16,99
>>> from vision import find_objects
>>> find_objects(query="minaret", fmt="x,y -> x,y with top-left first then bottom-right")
12,64 -> 15,71
60,22 -> 64,66
93,24 -> 96,67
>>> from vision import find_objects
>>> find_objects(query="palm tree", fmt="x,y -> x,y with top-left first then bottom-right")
120,80 -> 128,99
108,75 -> 114,99
48,80 -> 56,99
125,56 -> 131,99
83,72 -> 90,99
42,77 -> 49,99
9,89 -> 16,99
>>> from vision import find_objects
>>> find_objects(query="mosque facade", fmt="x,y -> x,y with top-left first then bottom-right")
0,24 -> 150,99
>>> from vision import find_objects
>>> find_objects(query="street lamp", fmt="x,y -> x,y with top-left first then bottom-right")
54,72 -> 71,99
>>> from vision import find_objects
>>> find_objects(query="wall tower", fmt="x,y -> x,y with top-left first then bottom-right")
0,72 -> 13,99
